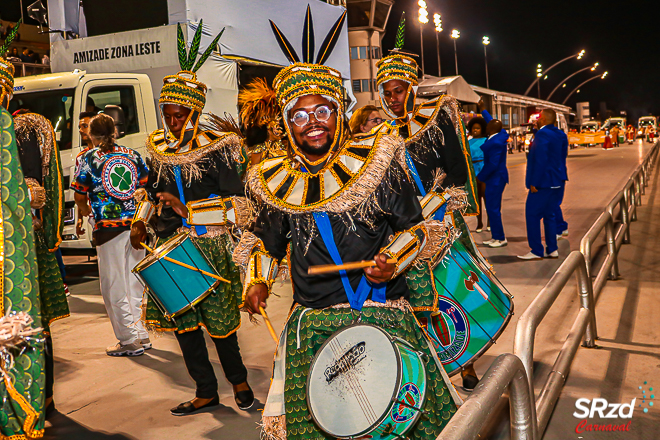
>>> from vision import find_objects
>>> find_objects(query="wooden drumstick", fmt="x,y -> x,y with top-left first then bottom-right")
259,306 -> 279,344
307,258 -> 397,275
140,243 -> 230,284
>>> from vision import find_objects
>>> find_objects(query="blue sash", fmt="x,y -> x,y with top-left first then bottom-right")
312,212 -> 386,311
173,165 -> 207,236
405,151 -> 447,220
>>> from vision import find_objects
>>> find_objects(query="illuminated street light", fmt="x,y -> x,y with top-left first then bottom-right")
418,0 -> 428,77
450,30 -> 460,75
548,63 -> 602,101
562,71 -> 608,105
483,36 -> 490,88
524,50 -> 588,97
433,13 -> 442,76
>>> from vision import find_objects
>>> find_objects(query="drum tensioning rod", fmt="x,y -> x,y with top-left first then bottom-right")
140,243 -> 230,283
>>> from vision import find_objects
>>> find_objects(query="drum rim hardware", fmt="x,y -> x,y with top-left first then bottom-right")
306,323 -> 427,439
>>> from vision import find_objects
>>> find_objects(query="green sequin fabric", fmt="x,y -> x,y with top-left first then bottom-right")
145,233 -> 243,338
406,260 -> 437,312
34,230 -> 69,334
280,305 -> 457,440
0,108 -> 46,439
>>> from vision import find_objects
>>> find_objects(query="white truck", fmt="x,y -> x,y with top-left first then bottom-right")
10,70 -> 159,251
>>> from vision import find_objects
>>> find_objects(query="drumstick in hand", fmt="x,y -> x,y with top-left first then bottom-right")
259,306 -> 279,344
308,258 -> 397,275
140,243 -> 230,284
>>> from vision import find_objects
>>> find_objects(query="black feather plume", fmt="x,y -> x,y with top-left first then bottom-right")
269,20 -> 300,64
301,5 -> 315,64
315,10 -> 346,65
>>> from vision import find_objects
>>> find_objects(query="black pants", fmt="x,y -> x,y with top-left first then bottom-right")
174,329 -> 248,399
45,334 -> 54,399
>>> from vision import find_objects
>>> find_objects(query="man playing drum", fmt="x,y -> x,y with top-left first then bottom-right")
235,8 -> 458,440
129,22 -> 254,415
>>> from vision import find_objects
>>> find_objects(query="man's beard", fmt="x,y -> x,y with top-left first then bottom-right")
298,135 -> 333,157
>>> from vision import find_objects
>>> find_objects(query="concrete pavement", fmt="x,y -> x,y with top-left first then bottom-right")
45,140 -> 657,439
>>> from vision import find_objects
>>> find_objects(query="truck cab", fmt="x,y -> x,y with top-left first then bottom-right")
637,116 -> 657,137
10,70 -> 159,251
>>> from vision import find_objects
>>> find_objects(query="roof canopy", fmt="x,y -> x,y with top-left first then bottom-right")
417,75 -> 481,103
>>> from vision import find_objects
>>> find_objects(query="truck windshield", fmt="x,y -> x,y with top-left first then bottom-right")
7,89 -> 76,151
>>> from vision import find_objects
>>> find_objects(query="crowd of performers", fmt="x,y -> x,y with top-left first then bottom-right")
0,11 -> 514,439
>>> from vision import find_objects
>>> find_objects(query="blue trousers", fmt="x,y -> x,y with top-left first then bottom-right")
525,187 -> 562,256
555,183 -> 568,233
484,179 -> 506,240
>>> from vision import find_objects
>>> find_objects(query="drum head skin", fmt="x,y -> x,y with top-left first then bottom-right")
307,324 -> 401,438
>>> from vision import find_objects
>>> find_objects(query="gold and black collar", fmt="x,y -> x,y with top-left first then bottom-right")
246,131 -> 405,214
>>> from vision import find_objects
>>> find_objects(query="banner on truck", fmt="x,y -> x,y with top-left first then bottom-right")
568,132 -> 606,144
51,25 -> 178,73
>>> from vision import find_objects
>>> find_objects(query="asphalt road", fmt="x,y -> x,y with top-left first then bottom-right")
45,139 -> 657,439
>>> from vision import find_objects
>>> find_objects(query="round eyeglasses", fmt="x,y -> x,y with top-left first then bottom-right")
290,106 -> 335,127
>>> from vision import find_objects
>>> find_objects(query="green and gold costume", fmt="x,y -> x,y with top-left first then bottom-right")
0,106 -> 46,439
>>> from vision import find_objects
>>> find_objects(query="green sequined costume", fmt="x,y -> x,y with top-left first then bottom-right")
34,230 -> 69,333
273,305 -> 457,440
145,233 -> 243,338
0,108 -> 46,439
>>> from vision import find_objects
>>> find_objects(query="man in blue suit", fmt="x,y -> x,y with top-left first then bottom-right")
555,130 -> 569,239
519,109 -> 565,260
478,118 -> 509,247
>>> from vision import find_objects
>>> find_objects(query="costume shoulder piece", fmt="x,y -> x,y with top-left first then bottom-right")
14,113 -> 55,171
384,95 -> 464,147
246,131 -> 406,214
147,128 -> 243,174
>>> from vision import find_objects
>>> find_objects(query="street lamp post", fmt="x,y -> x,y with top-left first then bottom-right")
562,71 -> 608,105
483,36 -> 490,89
536,64 -> 543,98
433,13 -> 442,77
524,50 -> 586,96
418,0 -> 428,78
451,29 -> 460,76
547,62 -> 599,101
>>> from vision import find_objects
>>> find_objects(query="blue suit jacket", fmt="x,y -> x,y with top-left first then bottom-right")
477,131 -> 509,185
526,125 -> 565,189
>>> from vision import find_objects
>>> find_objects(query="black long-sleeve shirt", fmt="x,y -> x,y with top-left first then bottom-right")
252,163 -> 423,309
147,151 -> 244,239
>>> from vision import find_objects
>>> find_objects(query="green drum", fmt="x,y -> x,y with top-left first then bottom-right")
307,324 -> 427,439
416,240 -> 514,376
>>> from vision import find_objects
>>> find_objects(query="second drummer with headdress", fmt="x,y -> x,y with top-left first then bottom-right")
235,7 -> 459,440
129,22 -> 254,415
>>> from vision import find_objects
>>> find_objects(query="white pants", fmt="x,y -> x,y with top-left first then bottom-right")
97,230 -> 148,345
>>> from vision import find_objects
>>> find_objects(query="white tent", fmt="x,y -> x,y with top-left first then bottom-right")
417,75 -> 481,104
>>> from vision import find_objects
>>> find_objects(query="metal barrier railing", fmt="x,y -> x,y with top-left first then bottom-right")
437,141 -> 660,440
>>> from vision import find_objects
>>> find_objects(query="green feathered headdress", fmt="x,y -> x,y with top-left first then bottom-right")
376,12 -> 419,89
0,19 -> 22,105
160,20 -> 225,112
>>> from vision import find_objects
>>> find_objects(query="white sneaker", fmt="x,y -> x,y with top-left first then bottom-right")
517,252 -> 543,260
106,342 -> 145,357
561,230 -> 569,237
544,250 -> 559,258
482,239 -> 496,245
487,227 -> 491,232
557,234 -> 564,240
487,239 -> 508,248
476,228 -> 483,233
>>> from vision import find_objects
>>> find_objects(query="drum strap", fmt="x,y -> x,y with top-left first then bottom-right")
312,212 -> 386,311
405,151 -> 447,220
173,165 -> 207,236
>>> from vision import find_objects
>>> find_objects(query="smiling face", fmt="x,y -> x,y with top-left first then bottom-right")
289,95 -> 338,162
162,104 -> 192,139
382,79 -> 409,118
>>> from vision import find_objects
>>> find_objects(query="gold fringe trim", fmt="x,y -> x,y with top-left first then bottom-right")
260,415 -> 287,440
330,297 -> 410,312
13,113 -> 54,177
246,134 -> 406,215
231,196 -> 256,228
444,186 -> 469,213
147,131 -> 243,182
232,231 -> 262,270
418,220 -> 451,261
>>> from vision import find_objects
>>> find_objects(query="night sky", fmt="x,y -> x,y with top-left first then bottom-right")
382,0 -> 660,120
2,1 -> 658,120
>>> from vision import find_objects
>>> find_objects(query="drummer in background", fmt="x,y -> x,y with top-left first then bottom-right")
72,113 -> 151,357
129,24 -> 254,416
348,104 -> 383,137
238,9 -> 458,439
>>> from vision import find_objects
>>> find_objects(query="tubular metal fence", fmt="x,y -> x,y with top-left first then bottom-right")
437,141 -> 660,440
